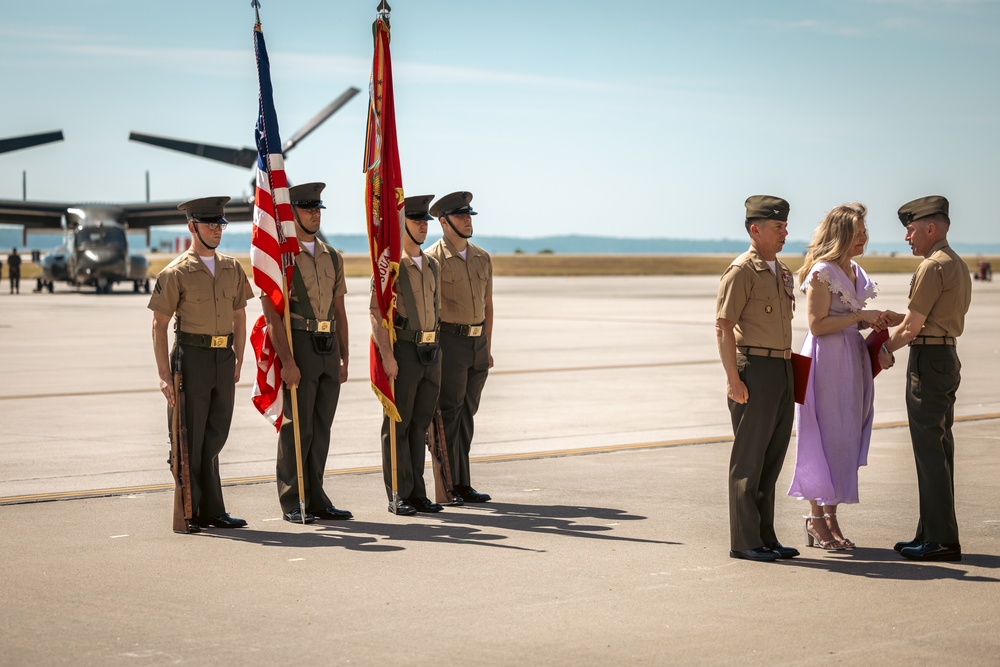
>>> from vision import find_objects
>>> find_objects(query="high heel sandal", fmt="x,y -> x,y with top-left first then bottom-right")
804,515 -> 846,550
824,513 -> 855,549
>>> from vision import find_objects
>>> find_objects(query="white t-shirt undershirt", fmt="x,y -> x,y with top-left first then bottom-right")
765,259 -> 777,275
411,255 -> 423,271
458,248 -> 468,261
302,241 -> 316,256
199,254 -> 216,276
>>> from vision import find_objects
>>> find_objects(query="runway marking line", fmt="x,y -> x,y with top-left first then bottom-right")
0,358 -> 719,401
2,412 -> 997,506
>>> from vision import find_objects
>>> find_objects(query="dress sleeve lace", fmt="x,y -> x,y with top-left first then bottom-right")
800,260 -> 877,312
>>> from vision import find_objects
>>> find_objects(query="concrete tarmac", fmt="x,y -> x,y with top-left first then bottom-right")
1,273 -> 998,665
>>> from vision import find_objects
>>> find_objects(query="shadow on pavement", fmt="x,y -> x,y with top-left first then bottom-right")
783,548 -> 1000,582
424,501 -> 681,546
191,502 -> 678,551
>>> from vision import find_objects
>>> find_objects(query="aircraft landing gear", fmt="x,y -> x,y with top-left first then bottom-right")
96,278 -> 112,294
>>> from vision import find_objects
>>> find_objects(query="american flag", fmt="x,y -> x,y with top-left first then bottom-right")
249,21 -> 299,429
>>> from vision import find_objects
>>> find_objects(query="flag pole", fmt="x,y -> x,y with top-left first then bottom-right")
253,0 -> 305,524
282,272 -> 308,524
366,0 -> 403,514
379,0 -> 400,514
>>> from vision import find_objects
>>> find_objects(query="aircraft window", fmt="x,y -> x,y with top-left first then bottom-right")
76,227 -> 126,247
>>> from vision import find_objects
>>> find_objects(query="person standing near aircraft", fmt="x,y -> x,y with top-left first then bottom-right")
426,191 -> 494,503
715,195 -> 799,562
260,182 -> 352,524
148,196 -> 250,533
880,195 -> 971,562
7,248 -> 21,294
371,195 -> 446,515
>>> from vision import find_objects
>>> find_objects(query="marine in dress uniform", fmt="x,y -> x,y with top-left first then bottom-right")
371,195 -> 446,516
260,182 -> 352,524
715,195 -> 800,562
881,196 -> 971,562
148,196 -> 251,533
425,191 -> 493,503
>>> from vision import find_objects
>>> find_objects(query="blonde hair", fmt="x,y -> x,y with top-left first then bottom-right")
798,203 -> 868,284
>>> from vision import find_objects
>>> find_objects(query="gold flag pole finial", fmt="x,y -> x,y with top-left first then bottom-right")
376,0 -> 391,19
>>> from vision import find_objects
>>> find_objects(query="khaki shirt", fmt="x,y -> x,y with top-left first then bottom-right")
908,240 -> 972,337
716,247 -> 795,350
287,242 -> 346,324
396,250 -> 439,331
148,249 -> 249,335
426,237 -> 492,325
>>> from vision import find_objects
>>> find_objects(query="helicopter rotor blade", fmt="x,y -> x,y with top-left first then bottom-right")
128,131 -> 259,169
281,87 -> 361,155
0,130 -> 64,155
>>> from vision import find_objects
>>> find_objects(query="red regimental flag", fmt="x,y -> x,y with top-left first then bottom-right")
249,22 -> 300,429
364,16 -> 403,421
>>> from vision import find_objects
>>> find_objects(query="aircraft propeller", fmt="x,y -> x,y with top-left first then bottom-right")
128,87 -> 360,169
0,131 -> 64,155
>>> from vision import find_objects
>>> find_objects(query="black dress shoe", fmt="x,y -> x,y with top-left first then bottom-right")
388,501 -> 417,516
454,485 -> 491,503
765,542 -> 800,559
200,514 -> 247,528
900,542 -> 962,562
408,497 -> 443,513
283,510 -> 316,524
446,491 -> 464,506
312,506 -> 353,520
730,547 -> 780,562
175,521 -> 201,534
894,538 -> 921,553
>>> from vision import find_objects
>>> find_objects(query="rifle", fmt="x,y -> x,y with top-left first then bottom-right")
169,327 -> 194,533
427,407 -> 460,505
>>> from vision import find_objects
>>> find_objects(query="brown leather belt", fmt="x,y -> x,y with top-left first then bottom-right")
910,336 -> 956,346
737,346 -> 792,360
176,332 -> 233,349
440,322 -> 484,337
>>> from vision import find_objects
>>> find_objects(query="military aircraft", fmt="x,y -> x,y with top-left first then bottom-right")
0,87 -> 359,294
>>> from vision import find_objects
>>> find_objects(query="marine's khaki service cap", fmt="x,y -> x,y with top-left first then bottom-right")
289,182 -> 326,209
178,196 -> 230,221
744,195 -> 790,222
430,191 -> 477,218
898,195 -> 949,225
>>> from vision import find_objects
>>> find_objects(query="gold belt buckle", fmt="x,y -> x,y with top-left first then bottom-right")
782,349 -> 792,360
316,321 -> 332,333
210,335 -> 228,349
467,325 -> 483,337
419,331 -> 438,344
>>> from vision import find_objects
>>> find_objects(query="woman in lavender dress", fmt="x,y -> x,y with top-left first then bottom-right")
788,203 -> 888,550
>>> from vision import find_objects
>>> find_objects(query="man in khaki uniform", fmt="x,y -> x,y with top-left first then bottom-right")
371,194 -> 445,516
426,191 -> 493,503
880,195 -> 971,562
260,182 -> 352,524
149,196 -> 250,533
715,195 -> 799,562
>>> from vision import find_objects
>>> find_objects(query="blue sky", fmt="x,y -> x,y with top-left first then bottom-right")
1,0 -> 998,246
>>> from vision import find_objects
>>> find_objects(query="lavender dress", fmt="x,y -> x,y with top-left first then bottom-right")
788,260 -> 877,505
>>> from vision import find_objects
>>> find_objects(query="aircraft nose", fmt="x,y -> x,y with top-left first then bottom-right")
83,246 -> 126,266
